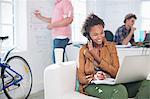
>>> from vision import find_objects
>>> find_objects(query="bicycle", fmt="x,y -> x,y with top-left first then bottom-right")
0,36 -> 33,99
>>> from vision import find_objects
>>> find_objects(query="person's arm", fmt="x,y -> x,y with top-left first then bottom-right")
34,10 -> 51,23
99,44 -> 119,77
88,49 -> 102,64
122,27 -> 136,45
88,40 -> 102,64
90,43 -> 119,77
87,40 -> 119,77
47,17 -> 73,29
78,47 -> 93,84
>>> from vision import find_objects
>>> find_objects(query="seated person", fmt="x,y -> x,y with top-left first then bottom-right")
114,13 -> 143,46
77,13 -> 150,99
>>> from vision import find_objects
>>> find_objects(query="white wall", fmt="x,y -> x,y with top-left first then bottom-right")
99,0 -> 140,31
87,0 -> 142,41
26,0 -> 54,93
7,0 -> 54,94
67,0 -> 143,60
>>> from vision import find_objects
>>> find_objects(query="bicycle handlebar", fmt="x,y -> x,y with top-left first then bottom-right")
0,36 -> 9,40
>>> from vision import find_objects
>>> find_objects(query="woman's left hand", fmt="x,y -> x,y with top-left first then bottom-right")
86,75 -> 93,83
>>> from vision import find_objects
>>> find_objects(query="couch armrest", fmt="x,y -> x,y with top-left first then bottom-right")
44,61 -> 76,99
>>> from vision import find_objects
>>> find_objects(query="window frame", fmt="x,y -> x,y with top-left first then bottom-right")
0,0 -> 27,51
141,1 -> 150,31
71,0 -> 87,44
0,0 -> 15,49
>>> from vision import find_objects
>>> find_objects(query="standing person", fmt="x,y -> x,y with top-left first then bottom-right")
34,0 -> 73,63
114,13 -> 142,46
78,13 -> 150,99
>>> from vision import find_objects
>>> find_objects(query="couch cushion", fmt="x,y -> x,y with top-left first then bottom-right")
63,92 -> 98,99
63,92 -> 134,99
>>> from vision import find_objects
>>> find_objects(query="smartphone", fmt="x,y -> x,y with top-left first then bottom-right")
86,34 -> 94,47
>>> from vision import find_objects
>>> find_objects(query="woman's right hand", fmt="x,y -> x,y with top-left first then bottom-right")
88,40 -> 94,51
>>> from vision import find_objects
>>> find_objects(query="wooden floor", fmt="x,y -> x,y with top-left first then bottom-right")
0,90 -> 44,99
28,90 -> 44,99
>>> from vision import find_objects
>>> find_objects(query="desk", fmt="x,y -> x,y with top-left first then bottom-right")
67,46 -> 150,79
117,47 -> 150,64
67,45 -> 150,64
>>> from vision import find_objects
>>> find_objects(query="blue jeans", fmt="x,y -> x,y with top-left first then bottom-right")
53,38 -> 69,63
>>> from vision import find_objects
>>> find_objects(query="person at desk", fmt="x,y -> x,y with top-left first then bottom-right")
114,13 -> 143,46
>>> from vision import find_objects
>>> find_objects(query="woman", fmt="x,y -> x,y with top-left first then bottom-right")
77,14 -> 150,99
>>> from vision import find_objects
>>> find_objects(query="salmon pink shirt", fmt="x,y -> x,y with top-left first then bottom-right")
51,0 -> 73,39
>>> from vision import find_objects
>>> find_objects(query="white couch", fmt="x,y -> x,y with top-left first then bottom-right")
44,61 -> 134,99
44,61 -> 99,99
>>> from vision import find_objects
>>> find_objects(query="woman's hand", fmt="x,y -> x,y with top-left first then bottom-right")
86,75 -> 93,83
94,71 -> 106,80
88,40 -> 94,51
87,40 -> 101,64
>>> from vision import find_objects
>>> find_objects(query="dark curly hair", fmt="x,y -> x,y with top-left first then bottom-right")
81,13 -> 105,39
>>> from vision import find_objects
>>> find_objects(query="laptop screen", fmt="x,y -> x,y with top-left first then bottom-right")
144,33 -> 150,42
143,33 -> 150,47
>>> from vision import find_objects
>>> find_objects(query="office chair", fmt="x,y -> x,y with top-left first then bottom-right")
104,30 -> 114,42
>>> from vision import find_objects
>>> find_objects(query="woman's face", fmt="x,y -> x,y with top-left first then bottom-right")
89,24 -> 105,45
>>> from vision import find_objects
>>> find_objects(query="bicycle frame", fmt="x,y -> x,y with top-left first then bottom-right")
0,63 -> 23,92
0,48 -> 23,92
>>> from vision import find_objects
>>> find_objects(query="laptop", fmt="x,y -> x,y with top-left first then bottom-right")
144,33 -> 150,42
143,33 -> 150,47
91,55 -> 150,85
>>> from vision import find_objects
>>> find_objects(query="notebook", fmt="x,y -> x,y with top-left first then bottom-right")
91,55 -> 150,85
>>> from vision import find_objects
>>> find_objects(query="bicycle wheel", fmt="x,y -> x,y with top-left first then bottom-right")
2,56 -> 33,99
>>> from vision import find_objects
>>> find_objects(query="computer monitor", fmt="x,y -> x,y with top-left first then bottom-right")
143,33 -> 150,47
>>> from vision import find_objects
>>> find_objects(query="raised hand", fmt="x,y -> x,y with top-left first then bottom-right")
131,27 -> 136,33
88,40 -> 94,51
34,10 -> 42,19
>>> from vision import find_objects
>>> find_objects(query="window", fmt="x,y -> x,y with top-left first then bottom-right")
141,1 -> 150,32
71,0 -> 87,44
0,0 -> 27,51
0,0 -> 14,49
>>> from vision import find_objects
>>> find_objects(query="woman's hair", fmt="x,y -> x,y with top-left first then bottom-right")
81,13 -> 105,38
